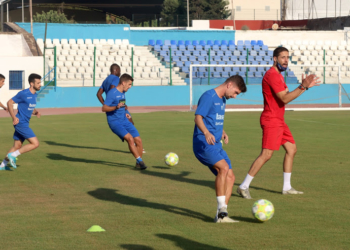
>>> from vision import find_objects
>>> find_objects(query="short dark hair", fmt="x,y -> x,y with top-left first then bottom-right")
273,46 -> 289,58
224,75 -> 247,93
110,64 -> 120,73
119,74 -> 134,84
28,73 -> 41,84
0,74 -> 5,80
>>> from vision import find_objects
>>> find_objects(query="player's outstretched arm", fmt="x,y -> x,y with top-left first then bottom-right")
194,115 -> 215,145
102,103 -> 124,112
0,101 -> 8,112
7,99 -> 19,125
276,74 -> 320,104
96,88 -> 105,105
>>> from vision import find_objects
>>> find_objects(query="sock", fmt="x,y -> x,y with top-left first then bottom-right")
240,174 -> 254,189
136,157 -> 143,164
0,160 -> 8,168
11,150 -> 21,158
283,172 -> 292,191
216,196 -> 226,217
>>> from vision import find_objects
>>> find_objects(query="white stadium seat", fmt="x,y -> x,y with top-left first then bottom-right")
69,39 -> 76,45
75,56 -> 83,62
107,39 -> 114,45
53,39 -> 60,46
64,61 -> 73,67
60,67 -> 68,73
58,55 -> 66,61
61,39 -> 68,45
73,61 -> 81,67
120,44 -> 127,50
143,67 -> 151,72
83,73 -> 92,79
115,39 -> 122,45
150,72 -> 157,79
62,44 -> 70,50
101,50 -> 109,56
93,39 -> 100,45
58,73 -> 67,80
68,67 -> 77,73
69,50 -> 77,56
97,61 -> 106,67
77,67 -> 85,73
118,50 -> 126,56
331,40 -> 338,46
85,50 -> 93,56
71,44 -> 79,50
99,56 -> 107,61
81,61 -> 89,67
87,44 -> 95,50
100,39 -> 107,45
287,40 -> 294,46
77,39 -> 84,45
77,50 -> 85,56
85,39 -> 92,45
141,72 -> 150,79
122,39 -> 129,45
79,44 -> 87,50
57,61 -> 64,67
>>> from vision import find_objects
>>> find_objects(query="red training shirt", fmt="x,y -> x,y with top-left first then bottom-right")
260,67 -> 288,126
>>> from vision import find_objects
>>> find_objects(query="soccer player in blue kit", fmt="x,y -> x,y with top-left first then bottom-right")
102,74 -> 147,170
193,75 -> 246,223
0,74 -> 41,170
0,74 -> 8,112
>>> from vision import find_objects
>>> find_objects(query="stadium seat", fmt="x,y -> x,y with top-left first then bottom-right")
179,45 -> 186,51
214,40 -> 220,46
122,39 -> 129,45
221,40 -> 228,46
164,40 -> 171,46
221,45 -> 228,51
228,40 -> 235,45
68,39 -> 76,45
171,40 -> 177,45
156,40 -> 163,46
251,40 -> 257,46
199,40 -> 206,46
192,41 -> 199,46
148,40 -> 155,46
178,40 -> 185,46
207,40 -> 213,46
187,45 -> 194,50
216,51 -> 224,56
224,51 -> 232,56
185,40 -> 191,46
196,45 -> 203,51
257,40 -> 264,46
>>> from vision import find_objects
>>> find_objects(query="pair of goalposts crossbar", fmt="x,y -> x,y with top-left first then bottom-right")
189,64 -> 350,112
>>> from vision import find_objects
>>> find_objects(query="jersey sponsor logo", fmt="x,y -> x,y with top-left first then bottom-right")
214,103 -> 220,105
27,97 -> 32,99
216,113 -> 224,120
215,122 -> 224,125
116,96 -> 121,98
29,103 -> 36,107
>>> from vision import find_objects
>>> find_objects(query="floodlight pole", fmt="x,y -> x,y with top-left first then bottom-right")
29,0 -> 33,34
187,0 -> 189,27
22,0 -> 24,22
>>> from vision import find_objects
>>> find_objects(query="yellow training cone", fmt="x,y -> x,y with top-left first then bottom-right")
87,225 -> 105,232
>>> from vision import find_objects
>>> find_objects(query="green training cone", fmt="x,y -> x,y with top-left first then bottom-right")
87,225 -> 105,232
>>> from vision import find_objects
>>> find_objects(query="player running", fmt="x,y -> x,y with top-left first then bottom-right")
102,73 -> 147,170
0,74 -> 42,170
97,64 -> 145,153
0,74 -> 8,112
193,75 -> 247,223
237,47 -> 320,199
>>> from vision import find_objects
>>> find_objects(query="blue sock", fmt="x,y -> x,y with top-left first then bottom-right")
136,157 -> 143,163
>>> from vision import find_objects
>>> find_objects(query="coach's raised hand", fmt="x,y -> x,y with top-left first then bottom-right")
302,74 -> 321,88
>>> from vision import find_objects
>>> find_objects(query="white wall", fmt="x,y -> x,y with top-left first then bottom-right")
0,57 -> 44,107
0,34 -> 32,57
227,0 -> 281,20
235,30 -> 346,47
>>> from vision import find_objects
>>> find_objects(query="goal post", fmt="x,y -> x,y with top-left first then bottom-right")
189,64 -> 350,111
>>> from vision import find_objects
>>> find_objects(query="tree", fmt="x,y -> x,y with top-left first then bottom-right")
33,10 -> 72,23
161,0 -> 180,26
203,0 -> 231,19
188,0 -> 208,19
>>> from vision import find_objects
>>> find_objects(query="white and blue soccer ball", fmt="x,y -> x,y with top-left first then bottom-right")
252,199 -> 275,222
165,152 -> 179,166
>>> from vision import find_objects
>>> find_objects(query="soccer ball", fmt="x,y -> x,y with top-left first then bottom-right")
252,199 -> 275,222
165,152 -> 179,166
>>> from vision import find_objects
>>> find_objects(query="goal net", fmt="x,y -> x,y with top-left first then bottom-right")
189,64 -> 350,111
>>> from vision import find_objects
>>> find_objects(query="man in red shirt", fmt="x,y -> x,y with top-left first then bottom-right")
237,47 -> 320,199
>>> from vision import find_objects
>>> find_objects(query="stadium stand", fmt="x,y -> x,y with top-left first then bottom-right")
37,38 -> 187,86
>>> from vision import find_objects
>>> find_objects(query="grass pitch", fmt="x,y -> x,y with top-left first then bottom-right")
0,111 -> 349,249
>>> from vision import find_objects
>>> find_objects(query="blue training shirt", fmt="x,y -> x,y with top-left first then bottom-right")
193,89 -> 226,144
12,89 -> 37,127
100,75 -> 120,94
104,88 -> 126,124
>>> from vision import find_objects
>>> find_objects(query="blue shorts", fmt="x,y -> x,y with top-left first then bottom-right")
13,125 -> 36,142
193,140 -> 232,176
108,121 -> 140,142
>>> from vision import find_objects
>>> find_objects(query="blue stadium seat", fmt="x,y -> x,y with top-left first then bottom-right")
241,61 -> 247,65
262,45 -> 268,51
241,50 -> 247,56
230,55 -> 238,61
196,45 -> 203,51
237,45 -> 244,51
245,45 -> 252,50
174,50 -> 182,56
170,45 -> 177,50
224,51 -> 232,56
258,51 -> 266,56
244,40 -> 251,46
171,40 -> 177,45
251,40 -> 257,46
222,56 -> 229,61
232,67 -> 240,72
172,56 -> 180,62
214,56 -> 221,61
207,40 -> 214,46
255,72 -> 263,77
214,40 -> 220,46
228,40 -> 235,45
252,60 -> 259,65
200,51 -> 207,56
253,45 -> 260,51
198,56 -> 206,61
176,62 -> 184,67
185,40 -> 191,46
209,55 -> 215,61
222,72 -> 229,78
199,40 -> 206,46
213,72 -> 221,78
164,40 -> 171,45
192,40 -> 199,46
239,56 -> 246,61
193,67 -> 199,72
204,45 -> 211,50
149,40 -> 155,46
160,51 -> 167,57
184,51 -> 191,56
169,50 -> 176,56
178,40 -> 185,46
179,45 -> 186,50
248,72 -> 254,77
229,45 -> 236,50
193,51 -> 200,56
161,45 -> 169,50
156,40 -> 163,46
164,56 -> 170,62
256,56 -> 263,61
187,45 -> 194,50
154,45 -> 161,51
203,72 -> 210,77
267,51 -> 273,56
237,40 -> 244,46
216,51 -> 224,56
221,40 -> 228,46
215,67 -> 223,72
221,45 -> 228,51
287,71 -> 296,77
248,56 -> 254,61
250,50 -> 257,56
212,45 -> 219,51
181,66 -> 189,72
189,56 -> 196,61
180,56 -> 188,61
223,67 -> 232,72
257,40 -> 264,46
199,67 -> 206,72
218,61 -> 225,65
250,67 -> 257,72
185,61 -> 191,67
233,51 -> 241,56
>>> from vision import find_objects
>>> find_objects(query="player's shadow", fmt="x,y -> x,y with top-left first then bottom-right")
120,244 -> 154,250
141,168 -> 280,195
44,141 -> 130,154
87,188 -> 212,222
46,153 -> 134,168
156,234 -> 231,250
